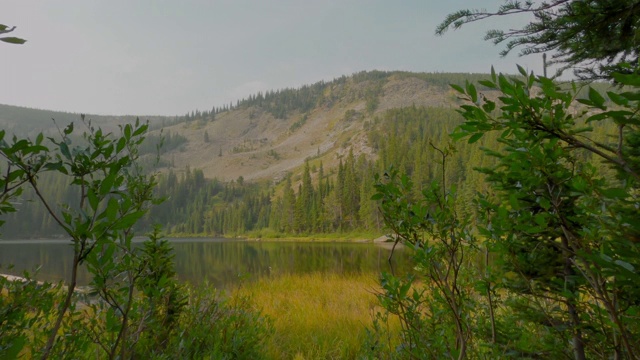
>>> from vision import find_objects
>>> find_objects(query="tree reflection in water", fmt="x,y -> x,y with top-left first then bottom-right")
0,239 -> 412,288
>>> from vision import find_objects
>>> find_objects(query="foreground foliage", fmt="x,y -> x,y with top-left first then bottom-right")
369,2 -> 640,358
0,119 -> 270,359
369,69 -> 640,359
0,267 -> 271,359
437,0 -> 640,80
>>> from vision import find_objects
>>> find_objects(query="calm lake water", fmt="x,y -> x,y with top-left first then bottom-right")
0,239 -> 410,288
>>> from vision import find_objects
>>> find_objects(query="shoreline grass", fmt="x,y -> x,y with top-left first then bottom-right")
234,272 -> 399,360
166,229 -> 388,243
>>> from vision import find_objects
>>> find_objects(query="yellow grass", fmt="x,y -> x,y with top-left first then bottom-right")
3,271 -> 400,359
239,228 -> 385,242
235,272 -> 398,360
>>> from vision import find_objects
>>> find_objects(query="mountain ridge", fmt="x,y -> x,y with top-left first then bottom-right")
1,70 -> 501,182
152,70 -> 499,182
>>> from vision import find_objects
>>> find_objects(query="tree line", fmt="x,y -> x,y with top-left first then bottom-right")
3,102 -> 617,239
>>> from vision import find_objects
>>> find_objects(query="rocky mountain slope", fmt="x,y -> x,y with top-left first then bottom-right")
152,71 -> 497,182
1,71 -> 500,182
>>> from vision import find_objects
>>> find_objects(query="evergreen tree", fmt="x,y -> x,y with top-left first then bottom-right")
437,0 -> 640,80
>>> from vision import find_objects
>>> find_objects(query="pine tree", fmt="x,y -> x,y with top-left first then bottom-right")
437,0 -> 640,80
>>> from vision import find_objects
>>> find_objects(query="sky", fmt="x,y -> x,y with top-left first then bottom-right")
1,1 -> 542,116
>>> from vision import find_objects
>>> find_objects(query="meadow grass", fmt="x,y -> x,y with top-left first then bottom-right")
244,228 -> 384,242
235,272 -> 398,360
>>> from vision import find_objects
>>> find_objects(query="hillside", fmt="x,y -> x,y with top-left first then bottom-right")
0,104 -> 174,138
152,71 -> 499,182
0,70 -> 514,238
2,70 -> 622,238
1,71 -> 494,183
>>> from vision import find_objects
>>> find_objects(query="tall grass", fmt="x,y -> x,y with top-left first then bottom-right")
235,272 -> 398,360
244,229 -> 383,241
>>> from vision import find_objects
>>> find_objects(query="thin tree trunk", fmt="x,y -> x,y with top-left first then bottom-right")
562,235 -> 586,360
41,252 -> 79,360
486,249 -> 496,344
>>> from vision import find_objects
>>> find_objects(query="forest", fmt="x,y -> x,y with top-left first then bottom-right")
0,102 -> 614,240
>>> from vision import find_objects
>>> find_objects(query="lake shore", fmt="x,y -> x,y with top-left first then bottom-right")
244,233 -> 404,248
0,234 -> 405,250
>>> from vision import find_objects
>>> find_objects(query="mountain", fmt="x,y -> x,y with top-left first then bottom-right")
149,70 -> 498,182
0,70 -> 511,238
1,71 -> 495,183
0,104 -> 174,138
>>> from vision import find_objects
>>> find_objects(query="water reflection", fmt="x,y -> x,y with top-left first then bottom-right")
0,239 -> 410,288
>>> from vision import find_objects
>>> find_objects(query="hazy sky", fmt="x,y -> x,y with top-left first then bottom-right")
2,1 -> 541,116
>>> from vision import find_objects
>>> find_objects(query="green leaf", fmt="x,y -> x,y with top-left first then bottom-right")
467,82 -> 478,103
132,123 -> 148,137
498,75 -> 513,95
534,213 -> 547,226
614,260 -> 635,272
619,91 -> 640,101
588,87 -> 606,109
585,112 -> 609,123
482,100 -> 496,113
59,142 -> 71,160
538,197 -> 551,210
62,210 -> 72,226
63,123 -> 74,135
99,173 -> 117,195
44,161 -> 67,174
474,280 -> 489,293
0,37 -> 26,44
12,139 -> 30,152
478,80 -> 496,89
105,198 -> 118,221
524,226 -> 544,234
607,91 -> 629,106
468,132 -> 483,144
576,99 -> 594,106
4,336 -> 27,359
449,131 -> 467,141
22,144 -> 48,155
570,126 -> 593,135
6,169 -> 25,183
600,187 -> 628,199
116,137 -> 126,153
604,111 -> 640,125
105,308 -> 119,332
87,188 -> 99,212
398,282 -> 411,299
509,193 -> 519,210
450,84 -> 464,94
98,244 -> 116,267
612,72 -> 640,87
527,72 -> 535,88
111,210 -> 145,231
571,177 -> 587,192
516,64 -> 527,77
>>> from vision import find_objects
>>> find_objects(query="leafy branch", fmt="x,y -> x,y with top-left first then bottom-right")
0,24 -> 26,44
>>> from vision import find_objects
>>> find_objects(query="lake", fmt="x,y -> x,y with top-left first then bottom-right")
0,238 -> 410,288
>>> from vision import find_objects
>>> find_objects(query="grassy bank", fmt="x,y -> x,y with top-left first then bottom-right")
166,228 -> 387,242
235,272 -> 398,359
243,229 -> 386,242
